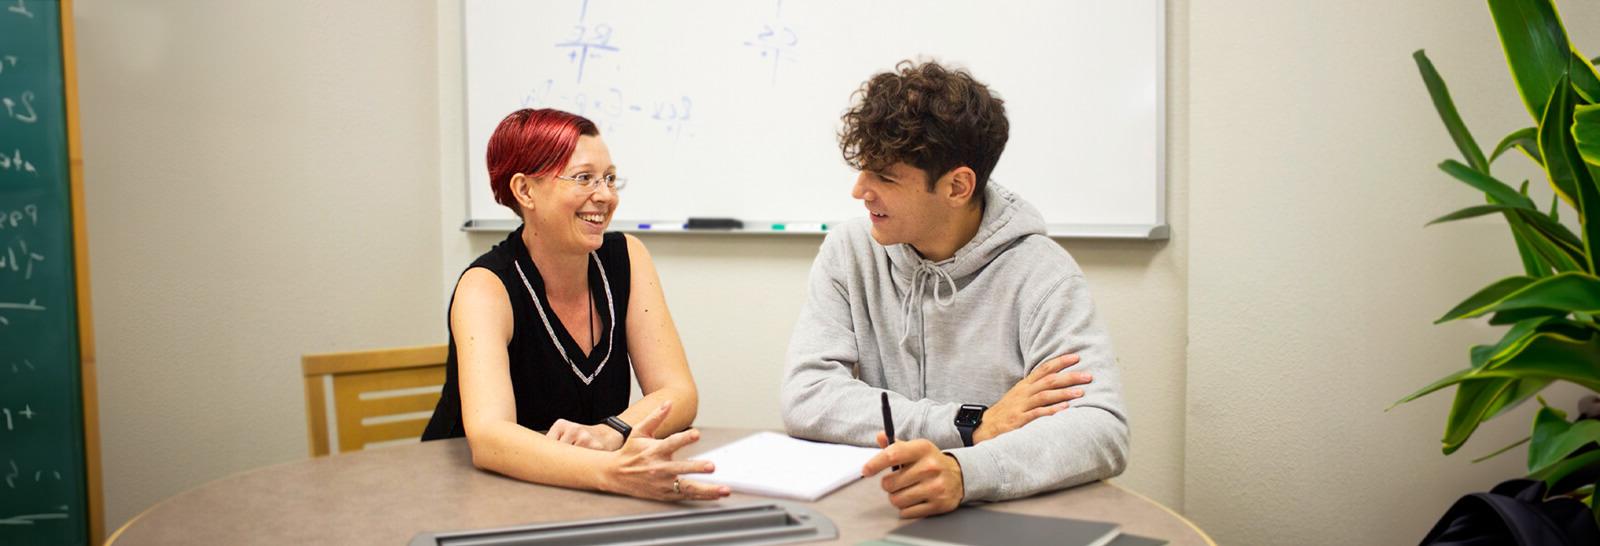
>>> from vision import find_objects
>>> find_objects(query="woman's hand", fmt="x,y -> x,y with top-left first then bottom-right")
597,401 -> 732,501
548,419 -> 625,451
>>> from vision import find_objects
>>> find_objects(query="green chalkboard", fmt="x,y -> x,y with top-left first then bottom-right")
0,0 -> 93,544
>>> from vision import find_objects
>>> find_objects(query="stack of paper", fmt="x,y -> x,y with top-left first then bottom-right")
682,431 -> 879,501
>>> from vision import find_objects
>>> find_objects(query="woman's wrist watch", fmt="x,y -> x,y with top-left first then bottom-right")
602,416 -> 632,446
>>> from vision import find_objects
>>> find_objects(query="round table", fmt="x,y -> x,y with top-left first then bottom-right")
107,428 -> 1213,545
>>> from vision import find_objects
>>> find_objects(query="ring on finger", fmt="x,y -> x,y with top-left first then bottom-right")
672,478 -> 681,496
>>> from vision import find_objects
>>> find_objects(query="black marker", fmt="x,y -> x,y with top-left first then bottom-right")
685,217 -> 744,229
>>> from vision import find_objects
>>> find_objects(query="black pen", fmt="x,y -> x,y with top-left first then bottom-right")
881,392 -> 900,471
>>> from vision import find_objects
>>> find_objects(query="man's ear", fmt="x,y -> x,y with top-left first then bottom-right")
510,173 -> 538,212
942,166 -> 978,208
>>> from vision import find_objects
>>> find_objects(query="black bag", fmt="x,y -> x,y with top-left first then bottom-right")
1419,479 -> 1598,545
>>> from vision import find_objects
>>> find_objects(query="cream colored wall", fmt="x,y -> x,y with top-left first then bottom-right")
76,0 -> 444,532
1187,1 -> 1600,544
77,0 -> 1591,544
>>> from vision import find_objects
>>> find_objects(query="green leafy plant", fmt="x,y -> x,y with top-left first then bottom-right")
1396,0 -> 1600,514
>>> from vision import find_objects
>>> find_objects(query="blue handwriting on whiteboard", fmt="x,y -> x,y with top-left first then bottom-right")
521,83 -> 693,139
744,0 -> 798,83
556,24 -> 619,84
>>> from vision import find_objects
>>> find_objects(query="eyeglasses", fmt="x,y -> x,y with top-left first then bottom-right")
555,172 -> 628,192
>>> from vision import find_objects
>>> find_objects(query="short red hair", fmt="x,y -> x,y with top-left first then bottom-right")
486,108 -> 599,213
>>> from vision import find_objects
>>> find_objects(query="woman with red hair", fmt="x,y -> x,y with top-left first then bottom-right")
422,108 -> 727,502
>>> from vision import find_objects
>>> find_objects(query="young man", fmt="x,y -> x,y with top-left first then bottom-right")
780,60 -> 1129,518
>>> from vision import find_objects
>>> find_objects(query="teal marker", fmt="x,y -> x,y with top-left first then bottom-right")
775,222 -> 827,232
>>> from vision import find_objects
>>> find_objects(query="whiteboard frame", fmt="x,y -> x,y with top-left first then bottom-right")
455,1 -> 1168,241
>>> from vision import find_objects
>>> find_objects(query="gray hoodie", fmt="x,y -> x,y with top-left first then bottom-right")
780,182 -> 1129,502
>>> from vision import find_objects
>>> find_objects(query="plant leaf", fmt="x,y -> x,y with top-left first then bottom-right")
1487,377 -> 1555,420
1558,98 -> 1600,273
1528,406 -> 1600,472
1508,212 -> 1556,277
1542,77 -> 1600,274
1573,103 -> 1600,165
1401,330 -> 1600,448
1435,275 -> 1538,322
1490,307 -> 1567,325
1483,317 -> 1559,369
1489,0 -> 1574,122
1492,127 -> 1545,165
1473,435 -> 1530,463
1510,209 -> 1586,271
1444,378 -> 1520,454
1393,367 -> 1476,410
1570,51 -> 1600,103
1414,50 -> 1491,172
1439,160 -> 1538,209
1515,206 -> 1585,249
1437,272 -> 1600,322
1427,205 -> 1565,277
1539,76 -> 1582,213
1529,449 -> 1600,489
1427,204 -> 1519,226
1472,332 -> 1600,392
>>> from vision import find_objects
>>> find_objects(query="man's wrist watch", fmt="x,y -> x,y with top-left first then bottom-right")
602,416 -> 632,446
954,404 -> 987,447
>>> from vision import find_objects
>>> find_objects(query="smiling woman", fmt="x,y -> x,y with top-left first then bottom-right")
420,108 -> 730,502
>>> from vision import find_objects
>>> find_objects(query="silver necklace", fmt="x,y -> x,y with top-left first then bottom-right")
513,254 -> 615,385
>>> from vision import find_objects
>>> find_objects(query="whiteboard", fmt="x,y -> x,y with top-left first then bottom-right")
462,0 -> 1166,238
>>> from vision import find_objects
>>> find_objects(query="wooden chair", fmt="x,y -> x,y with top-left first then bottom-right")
301,344 -> 448,456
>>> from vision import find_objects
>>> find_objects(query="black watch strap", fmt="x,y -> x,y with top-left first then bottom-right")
603,416 -> 632,445
958,424 -> 977,447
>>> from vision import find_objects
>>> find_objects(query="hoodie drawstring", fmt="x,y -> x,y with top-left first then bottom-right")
899,261 -> 959,346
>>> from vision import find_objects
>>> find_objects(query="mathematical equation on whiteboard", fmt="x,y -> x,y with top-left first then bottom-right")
743,0 -> 799,83
520,79 -> 695,139
529,0 -> 696,139
511,0 -> 803,139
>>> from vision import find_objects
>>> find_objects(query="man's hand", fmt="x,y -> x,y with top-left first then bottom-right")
548,419 -> 625,451
973,353 -> 1091,444
861,431 -> 964,518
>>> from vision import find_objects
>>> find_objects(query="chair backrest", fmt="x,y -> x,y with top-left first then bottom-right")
301,344 -> 448,456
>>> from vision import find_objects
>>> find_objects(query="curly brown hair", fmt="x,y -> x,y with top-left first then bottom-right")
839,60 -> 1009,198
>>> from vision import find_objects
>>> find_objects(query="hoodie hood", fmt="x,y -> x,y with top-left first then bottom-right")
884,181 -> 1047,348
886,181 -> 1046,284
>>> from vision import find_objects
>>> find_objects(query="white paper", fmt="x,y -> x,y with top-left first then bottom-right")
682,431 -> 880,501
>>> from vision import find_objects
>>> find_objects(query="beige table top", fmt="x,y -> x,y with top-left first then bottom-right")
107,428 -> 1213,545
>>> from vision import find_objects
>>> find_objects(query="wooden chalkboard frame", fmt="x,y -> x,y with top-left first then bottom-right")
59,0 -> 102,540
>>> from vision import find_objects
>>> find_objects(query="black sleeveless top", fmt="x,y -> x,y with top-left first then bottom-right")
422,228 -> 632,440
